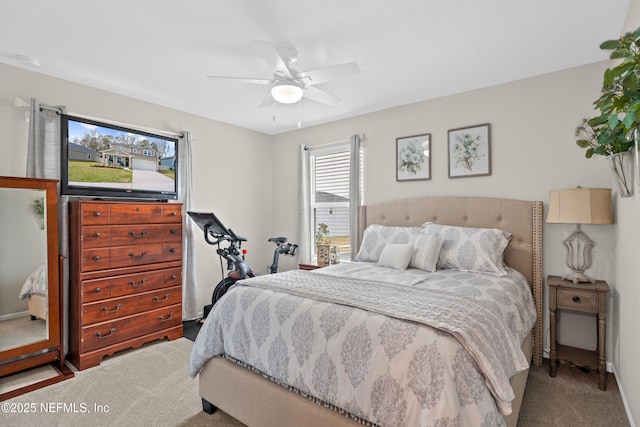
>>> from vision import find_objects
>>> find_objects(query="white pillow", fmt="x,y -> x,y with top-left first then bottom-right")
410,233 -> 443,272
422,222 -> 511,276
355,225 -> 421,262
377,243 -> 413,270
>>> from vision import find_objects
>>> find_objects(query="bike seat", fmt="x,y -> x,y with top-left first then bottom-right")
269,237 -> 287,244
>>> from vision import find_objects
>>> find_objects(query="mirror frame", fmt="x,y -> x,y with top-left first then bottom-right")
0,176 -> 73,400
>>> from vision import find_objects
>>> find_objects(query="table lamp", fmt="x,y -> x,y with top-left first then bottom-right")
546,187 -> 613,284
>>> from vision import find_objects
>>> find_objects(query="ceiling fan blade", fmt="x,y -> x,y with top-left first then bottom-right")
303,86 -> 340,106
258,91 -> 274,108
253,40 -> 293,79
297,62 -> 360,86
207,75 -> 272,85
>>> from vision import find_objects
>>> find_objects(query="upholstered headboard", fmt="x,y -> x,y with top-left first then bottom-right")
358,196 -> 543,367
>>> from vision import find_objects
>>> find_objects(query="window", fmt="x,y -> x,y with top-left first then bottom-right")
309,144 -> 354,262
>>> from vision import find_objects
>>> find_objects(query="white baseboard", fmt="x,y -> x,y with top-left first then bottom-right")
0,310 -> 29,322
610,364 -> 636,427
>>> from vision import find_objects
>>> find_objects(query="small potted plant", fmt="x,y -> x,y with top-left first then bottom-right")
576,26 -> 640,197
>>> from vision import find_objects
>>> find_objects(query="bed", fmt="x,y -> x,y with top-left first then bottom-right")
190,196 -> 543,427
19,263 -> 48,321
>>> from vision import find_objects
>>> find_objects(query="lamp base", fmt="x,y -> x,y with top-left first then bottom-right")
562,271 -> 596,284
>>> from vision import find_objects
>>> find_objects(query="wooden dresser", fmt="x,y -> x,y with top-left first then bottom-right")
68,200 -> 183,370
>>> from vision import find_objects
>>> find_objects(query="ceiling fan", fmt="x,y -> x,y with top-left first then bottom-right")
207,41 -> 361,107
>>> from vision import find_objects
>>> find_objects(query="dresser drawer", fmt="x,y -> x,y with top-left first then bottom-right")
82,294 -> 139,326
108,224 -> 182,246
163,242 -> 182,261
109,243 -> 164,268
162,268 -> 182,287
162,205 -> 182,223
138,285 -> 182,312
81,248 -> 111,272
110,203 -> 163,224
109,270 -> 164,297
81,226 -> 111,248
80,204 -> 110,225
82,278 -> 112,303
81,304 -> 182,352
557,288 -> 598,313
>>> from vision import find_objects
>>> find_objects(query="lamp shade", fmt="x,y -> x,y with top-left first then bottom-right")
546,188 -> 613,224
271,81 -> 303,104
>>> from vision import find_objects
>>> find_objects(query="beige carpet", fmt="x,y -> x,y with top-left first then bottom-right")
2,338 -> 630,426
2,338 -> 243,427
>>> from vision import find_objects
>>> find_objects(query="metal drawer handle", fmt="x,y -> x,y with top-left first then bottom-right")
101,304 -> 123,313
93,255 -> 101,261
128,278 -> 148,287
169,248 -> 176,253
128,230 -> 147,239
93,211 -> 101,217
93,232 -> 101,238
170,274 -> 177,280
572,296 -> 581,303
128,251 -> 147,258
153,294 -> 170,302
93,287 -> 101,293
158,313 -> 174,322
170,211 -> 177,216
170,228 -> 177,234
95,328 -> 116,339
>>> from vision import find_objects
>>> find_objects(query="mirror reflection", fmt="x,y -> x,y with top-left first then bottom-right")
0,187 -> 49,352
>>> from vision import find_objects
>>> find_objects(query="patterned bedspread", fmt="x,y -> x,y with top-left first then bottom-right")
18,263 -> 47,300
190,262 -> 536,427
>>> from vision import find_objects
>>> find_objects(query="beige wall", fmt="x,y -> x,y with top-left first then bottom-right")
615,2 -> 640,424
0,63 -> 275,323
273,61 -> 636,422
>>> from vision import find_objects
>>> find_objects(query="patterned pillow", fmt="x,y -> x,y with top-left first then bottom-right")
377,243 -> 413,269
355,225 -> 421,262
409,233 -> 443,272
422,222 -> 511,276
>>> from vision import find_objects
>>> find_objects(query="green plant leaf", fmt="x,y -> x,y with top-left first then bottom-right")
576,139 -> 590,148
600,40 -> 621,50
611,62 -> 634,77
586,148 -> 594,158
604,69 -> 614,87
611,48 -> 631,59
623,110 -> 638,128
608,115 -> 620,128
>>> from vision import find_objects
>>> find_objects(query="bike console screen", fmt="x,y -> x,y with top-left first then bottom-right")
187,211 -> 232,240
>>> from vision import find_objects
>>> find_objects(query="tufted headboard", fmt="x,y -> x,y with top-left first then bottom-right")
358,196 -> 544,367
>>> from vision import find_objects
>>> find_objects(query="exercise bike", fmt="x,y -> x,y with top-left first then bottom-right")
188,211 -> 297,320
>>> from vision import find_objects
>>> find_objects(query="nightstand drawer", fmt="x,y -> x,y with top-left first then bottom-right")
557,288 -> 598,313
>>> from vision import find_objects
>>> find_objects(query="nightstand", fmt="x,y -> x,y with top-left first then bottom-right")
298,262 -> 327,270
548,275 -> 609,390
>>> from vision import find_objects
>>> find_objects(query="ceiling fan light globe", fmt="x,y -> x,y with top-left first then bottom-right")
271,82 -> 303,104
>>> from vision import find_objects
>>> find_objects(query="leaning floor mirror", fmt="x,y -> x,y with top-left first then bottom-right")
0,176 -> 73,400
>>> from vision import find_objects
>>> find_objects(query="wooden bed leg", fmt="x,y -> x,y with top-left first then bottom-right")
202,398 -> 218,414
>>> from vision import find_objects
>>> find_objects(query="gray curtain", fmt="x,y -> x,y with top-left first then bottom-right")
178,131 -> 197,319
25,98 -> 70,353
349,134 -> 362,259
297,145 -> 312,263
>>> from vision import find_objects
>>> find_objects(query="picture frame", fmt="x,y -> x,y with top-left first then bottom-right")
316,244 -> 331,265
448,123 -> 491,178
396,133 -> 431,181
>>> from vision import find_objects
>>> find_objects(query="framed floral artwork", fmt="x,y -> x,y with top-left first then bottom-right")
396,133 -> 431,181
448,123 -> 491,178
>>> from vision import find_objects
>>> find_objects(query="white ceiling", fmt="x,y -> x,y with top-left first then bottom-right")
0,1 -> 632,135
